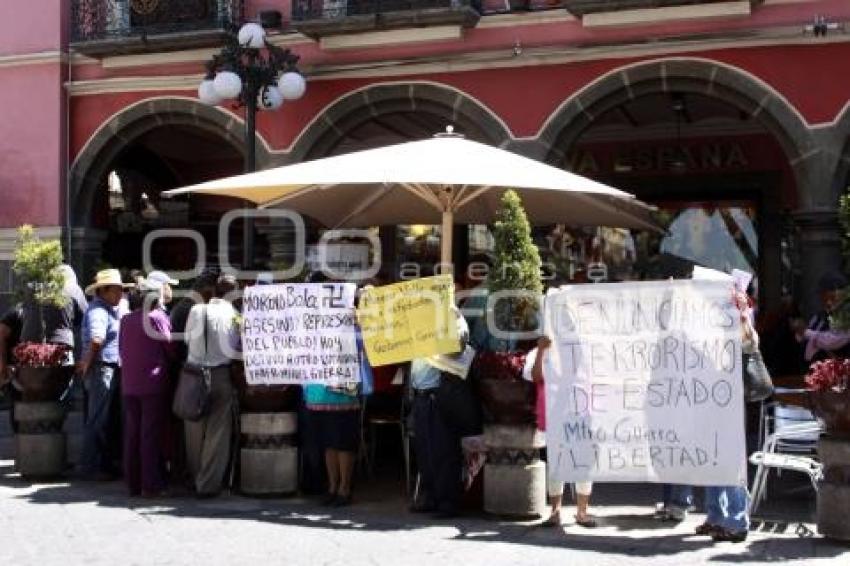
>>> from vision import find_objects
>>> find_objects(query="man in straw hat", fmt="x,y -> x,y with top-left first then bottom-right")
77,269 -> 133,480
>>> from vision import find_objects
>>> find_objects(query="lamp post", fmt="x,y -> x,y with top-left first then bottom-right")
198,22 -> 307,269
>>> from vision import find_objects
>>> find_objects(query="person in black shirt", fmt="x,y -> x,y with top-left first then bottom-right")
0,304 -> 24,431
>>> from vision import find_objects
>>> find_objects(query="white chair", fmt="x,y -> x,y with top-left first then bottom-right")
749,396 -> 824,514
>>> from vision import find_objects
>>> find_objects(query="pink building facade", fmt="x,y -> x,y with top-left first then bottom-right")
2,0 -> 850,315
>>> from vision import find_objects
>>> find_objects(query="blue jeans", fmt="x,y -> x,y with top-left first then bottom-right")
663,484 -> 694,511
705,485 -> 749,532
79,363 -> 119,475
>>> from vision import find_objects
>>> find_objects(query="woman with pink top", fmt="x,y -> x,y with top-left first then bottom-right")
523,336 -> 596,528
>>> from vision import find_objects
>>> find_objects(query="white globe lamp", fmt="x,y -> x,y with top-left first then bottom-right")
198,79 -> 222,105
278,71 -> 306,100
238,22 -> 266,49
213,70 -> 243,100
257,85 -> 284,110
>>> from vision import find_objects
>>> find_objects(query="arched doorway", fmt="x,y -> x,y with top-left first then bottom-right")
539,58 -> 814,314
69,98 -> 261,281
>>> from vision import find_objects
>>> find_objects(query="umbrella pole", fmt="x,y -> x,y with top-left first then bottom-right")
440,210 -> 453,274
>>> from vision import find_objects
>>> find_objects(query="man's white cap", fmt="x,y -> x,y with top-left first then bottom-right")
139,276 -> 164,292
147,270 -> 179,286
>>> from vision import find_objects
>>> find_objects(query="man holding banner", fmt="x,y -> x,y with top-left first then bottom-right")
542,278 -> 750,540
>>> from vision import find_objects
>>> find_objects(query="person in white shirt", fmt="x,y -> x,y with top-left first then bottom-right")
182,275 -> 238,497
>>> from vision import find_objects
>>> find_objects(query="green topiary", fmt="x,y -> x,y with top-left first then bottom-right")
12,225 -> 65,308
489,190 -> 543,341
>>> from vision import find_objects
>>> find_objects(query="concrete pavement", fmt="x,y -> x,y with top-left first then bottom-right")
0,460 -> 847,566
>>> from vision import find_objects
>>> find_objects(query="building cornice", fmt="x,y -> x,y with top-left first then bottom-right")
0,51 -> 66,68
67,26 -> 850,97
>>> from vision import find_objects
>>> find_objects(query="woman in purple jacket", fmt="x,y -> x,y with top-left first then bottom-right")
118,276 -> 175,497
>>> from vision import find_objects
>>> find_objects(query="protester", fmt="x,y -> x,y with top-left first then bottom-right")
524,336 -> 596,528
170,271 -> 219,363
697,286 -> 754,543
78,268 -> 132,480
146,270 -> 179,311
0,303 -> 24,432
655,485 -> 694,522
119,277 -> 175,497
410,306 -> 471,518
792,272 -> 850,362
302,274 -> 372,507
182,274 -> 238,497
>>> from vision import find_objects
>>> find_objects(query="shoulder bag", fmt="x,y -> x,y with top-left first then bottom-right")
173,305 -> 212,421
741,318 -> 774,403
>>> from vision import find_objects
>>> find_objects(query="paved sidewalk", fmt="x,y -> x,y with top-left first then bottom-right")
0,460 -> 846,566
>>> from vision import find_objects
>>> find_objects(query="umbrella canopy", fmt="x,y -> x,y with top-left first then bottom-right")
165,133 -> 659,264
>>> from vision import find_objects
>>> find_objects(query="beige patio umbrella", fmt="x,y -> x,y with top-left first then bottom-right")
165,131 -> 659,264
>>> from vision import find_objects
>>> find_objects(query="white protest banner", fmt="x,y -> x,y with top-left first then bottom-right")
241,283 -> 359,385
543,279 -> 746,486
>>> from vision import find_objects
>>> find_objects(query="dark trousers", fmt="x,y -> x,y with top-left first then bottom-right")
80,363 -> 120,475
123,393 -> 168,495
413,391 -> 462,512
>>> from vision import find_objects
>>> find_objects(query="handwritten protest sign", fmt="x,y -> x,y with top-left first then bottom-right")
543,280 -> 746,486
242,283 -> 359,385
357,275 -> 459,366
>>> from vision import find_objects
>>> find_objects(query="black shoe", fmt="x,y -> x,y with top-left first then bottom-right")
711,528 -> 748,543
321,493 -> 338,506
333,494 -> 352,508
432,506 -> 459,519
410,501 -> 437,514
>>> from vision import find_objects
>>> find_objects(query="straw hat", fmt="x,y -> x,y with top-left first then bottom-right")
85,269 -> 134,295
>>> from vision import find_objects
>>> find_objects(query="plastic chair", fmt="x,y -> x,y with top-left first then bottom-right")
749,396 -> 824,514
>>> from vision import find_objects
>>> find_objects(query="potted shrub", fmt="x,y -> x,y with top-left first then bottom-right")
805,359 -> 850,439
473,189 -> 542,425
11,225 -> 74,402
472,190 -> 546,517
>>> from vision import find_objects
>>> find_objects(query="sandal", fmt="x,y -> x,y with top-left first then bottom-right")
575,515 -> 598,528
541,513 -> 562,527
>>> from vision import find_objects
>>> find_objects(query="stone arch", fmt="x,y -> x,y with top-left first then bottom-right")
287,82 -> 513,162
827,102 -> 850,202
69,96 -> 267,227
538,57 -> 818,208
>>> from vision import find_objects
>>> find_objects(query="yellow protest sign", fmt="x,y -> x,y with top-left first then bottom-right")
357,275 -> 459,366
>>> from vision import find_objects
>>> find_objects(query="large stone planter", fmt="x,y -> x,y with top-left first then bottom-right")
483,424 -> 546,518
810,389 -> 850,439
816,436 -> 850,541
14,401 -> 66,478
239,412 -> 298,496
15,366 -> 73,403
232,362 -> 300,413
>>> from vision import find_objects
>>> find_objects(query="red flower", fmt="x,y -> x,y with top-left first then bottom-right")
805,358 -> 850,392
13,342 -> 71,368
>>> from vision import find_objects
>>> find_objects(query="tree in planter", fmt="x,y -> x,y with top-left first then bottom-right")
474,189 -> 542,425
490,189 -> 543,342
11,225 -> 74,401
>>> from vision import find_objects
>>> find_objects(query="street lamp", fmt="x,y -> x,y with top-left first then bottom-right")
198,22 -> 307,268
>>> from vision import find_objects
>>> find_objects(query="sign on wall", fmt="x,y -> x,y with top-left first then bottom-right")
542,279 -> 746,486
242,283 -> 359,385
357,275 -> 459,366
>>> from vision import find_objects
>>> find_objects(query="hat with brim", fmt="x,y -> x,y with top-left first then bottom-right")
147,270 -> 179,286
85,269 -> 134,295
